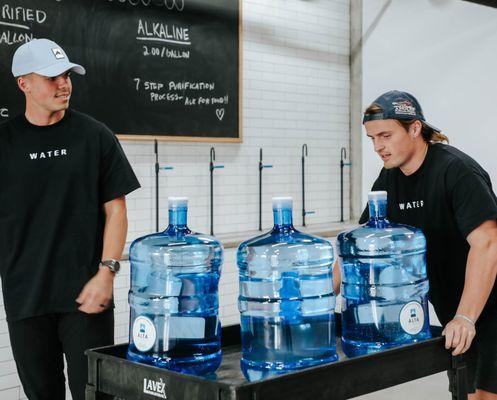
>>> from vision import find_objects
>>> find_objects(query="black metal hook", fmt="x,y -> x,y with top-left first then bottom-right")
154,140 -> 173,232
340,147 -> 351,223
302,143 -> 314,226
210,147 -> 216,174
155,139 -> 159,173
155,140 -> 159,232
209,147 -> 224,235
258,148 -> 273,231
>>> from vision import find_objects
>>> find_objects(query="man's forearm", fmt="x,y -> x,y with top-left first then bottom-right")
456,237 -> 497,322
101,197 -> 128,262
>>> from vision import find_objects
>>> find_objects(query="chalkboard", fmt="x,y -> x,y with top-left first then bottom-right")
0,0 -> 241,141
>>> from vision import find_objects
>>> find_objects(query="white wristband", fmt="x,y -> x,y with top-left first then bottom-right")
454,314 -> 475,326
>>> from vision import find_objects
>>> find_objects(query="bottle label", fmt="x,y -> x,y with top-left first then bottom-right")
399,301 -> 424,335
132,316 -> 157,352
165,316 -> 206,339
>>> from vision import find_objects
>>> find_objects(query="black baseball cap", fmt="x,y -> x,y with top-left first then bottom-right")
363,90 -> 441,132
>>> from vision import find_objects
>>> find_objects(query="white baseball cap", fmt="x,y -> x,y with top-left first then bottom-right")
12,38 -> 86,78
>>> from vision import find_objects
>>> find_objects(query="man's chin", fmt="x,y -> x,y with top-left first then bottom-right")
53,103 -> 70,112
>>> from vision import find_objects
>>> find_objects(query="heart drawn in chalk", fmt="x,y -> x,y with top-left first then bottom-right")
216,108 -> 225,121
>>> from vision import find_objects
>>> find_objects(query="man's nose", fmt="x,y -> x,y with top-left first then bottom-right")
373,139 -> 384,153
56,75 -> 70,87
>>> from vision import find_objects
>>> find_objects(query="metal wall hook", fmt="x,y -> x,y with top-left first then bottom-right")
259,148 -> 273,231
210,147 -> 216,164
340,147 -> 351,167
301,143 -> 314,226
154,139 -> 174,232
210,147 -> 224,171
340,147 -> 352,223
155,139 -> 158,165
259,148 -> 273,171
302,143 -> 308,158
209,147 -> 224,235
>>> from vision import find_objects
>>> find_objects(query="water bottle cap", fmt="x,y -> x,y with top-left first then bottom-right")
368,191 -> 388,201
272,197 -> 293,210
168,197 -> 188,209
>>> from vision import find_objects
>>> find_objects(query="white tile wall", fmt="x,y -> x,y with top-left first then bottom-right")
0,1 -> 351,398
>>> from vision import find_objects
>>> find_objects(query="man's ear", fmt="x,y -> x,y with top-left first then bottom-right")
17,76 -> 30,94
410,121 -> 422,138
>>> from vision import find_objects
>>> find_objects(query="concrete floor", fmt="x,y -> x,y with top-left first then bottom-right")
352,372 -> 451,399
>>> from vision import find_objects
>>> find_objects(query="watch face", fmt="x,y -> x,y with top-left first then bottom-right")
113,261 -> 120,272
102,260 -> 120,273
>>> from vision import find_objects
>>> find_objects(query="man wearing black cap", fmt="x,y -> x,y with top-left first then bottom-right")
361,90 -> 497,399
0,39 -> 140,400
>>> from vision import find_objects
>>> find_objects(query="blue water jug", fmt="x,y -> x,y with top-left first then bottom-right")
337,191 -> 431,357
237,197 -> 338,381
127,197 -> 223,375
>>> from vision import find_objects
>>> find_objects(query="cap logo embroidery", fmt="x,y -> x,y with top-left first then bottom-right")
52,48 -> 65,59
392,100 -> 416,116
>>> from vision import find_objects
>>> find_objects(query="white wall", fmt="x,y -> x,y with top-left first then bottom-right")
0,1 -> 351,398
362,0 -> 497,203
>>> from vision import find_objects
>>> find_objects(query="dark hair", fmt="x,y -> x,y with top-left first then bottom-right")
364,103 -> 449,144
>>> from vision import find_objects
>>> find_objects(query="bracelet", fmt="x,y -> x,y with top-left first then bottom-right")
454,314 -> 476,326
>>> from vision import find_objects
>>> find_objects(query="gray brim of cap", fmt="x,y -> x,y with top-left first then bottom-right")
34,62 -> 86,77
421,120 -> 441,133
364,113 -> 442,133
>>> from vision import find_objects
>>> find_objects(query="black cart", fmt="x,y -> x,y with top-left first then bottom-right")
86,324 -> 468,400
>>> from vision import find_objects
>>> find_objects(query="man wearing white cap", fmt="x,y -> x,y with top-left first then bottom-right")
0,39 -> 140,400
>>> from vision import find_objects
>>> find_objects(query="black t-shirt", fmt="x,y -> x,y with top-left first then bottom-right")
360,143 -> 497,325
0,110 -> 140,321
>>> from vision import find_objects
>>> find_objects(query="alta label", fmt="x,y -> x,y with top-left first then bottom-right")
133,316 -> 156,352
399,301 -> 424,335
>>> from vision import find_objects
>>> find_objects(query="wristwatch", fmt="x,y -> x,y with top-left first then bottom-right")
99,259 -> 121,274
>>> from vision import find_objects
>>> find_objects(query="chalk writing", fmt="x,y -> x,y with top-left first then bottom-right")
137,19 -> 190,46
109,0 -> 184,10
0,31 -> 33,45
142,44 -> 190,59
0,5 -> 47,45
133,77 -> 228,121
1,5 -> 47,24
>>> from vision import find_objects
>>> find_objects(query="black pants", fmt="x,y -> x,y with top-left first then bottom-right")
8,310 -> 114,400
448,315 -> 497,395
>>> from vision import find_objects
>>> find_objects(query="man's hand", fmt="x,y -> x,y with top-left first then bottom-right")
442,317 -> 476,356
76,267 -> 114,314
